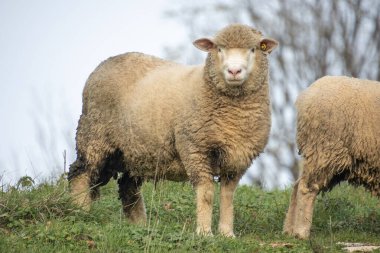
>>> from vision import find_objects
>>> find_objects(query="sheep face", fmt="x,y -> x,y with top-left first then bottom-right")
218,47 -> 255,86
193,26 -> 277,95
194,39 -> 255,87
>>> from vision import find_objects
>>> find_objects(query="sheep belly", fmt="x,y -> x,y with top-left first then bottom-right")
119,111 -> 188,181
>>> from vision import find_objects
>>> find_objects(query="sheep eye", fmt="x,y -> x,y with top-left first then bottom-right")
218,48 -> 222,52
251,48 -> 255,53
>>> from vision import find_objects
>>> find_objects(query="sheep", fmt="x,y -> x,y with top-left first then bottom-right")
283,76 -> 380,239
68,24 -> 278,237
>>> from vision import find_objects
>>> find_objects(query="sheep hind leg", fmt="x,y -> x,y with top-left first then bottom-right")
90,157 -> 120,201
292,177 -> 319,239
118,172 -> 146,224
218,174 -> 240,237
69,170 -> 92,211
283,178 -> 301,235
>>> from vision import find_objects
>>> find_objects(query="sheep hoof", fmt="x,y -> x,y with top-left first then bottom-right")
220,231 -> 236,238
282,227 -> 292,235
295,233 -> 309,240
292,230 -> 310,240
127,217 -> 147,226
196,228 -> 213,237
282,226 -> 309,240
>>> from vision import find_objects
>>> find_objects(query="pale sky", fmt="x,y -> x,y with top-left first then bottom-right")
0,0 -> 187,184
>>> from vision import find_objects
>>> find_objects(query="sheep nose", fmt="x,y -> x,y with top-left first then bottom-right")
228,68 -> 242,77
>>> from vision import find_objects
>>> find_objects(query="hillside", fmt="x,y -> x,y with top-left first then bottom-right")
1,176 -> 379,252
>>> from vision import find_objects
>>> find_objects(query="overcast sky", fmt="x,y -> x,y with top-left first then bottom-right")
0,0 -> 188,184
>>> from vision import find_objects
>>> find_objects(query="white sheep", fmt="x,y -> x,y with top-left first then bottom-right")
283,76 -> 380,239
68,24 -> 278,237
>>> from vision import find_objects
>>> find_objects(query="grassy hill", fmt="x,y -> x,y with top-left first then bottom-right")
1,175 -> 379,252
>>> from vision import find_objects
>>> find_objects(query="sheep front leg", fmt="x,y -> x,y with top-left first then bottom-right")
283,178 -> 300,235
195,176 -> 215,236
218,174 -> 240,237
292,177 -> 318,239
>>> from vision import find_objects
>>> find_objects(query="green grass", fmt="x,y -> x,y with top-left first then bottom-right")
1,175 -> 379,252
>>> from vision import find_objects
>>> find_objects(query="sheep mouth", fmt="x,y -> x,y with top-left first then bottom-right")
226,79 -> 245,86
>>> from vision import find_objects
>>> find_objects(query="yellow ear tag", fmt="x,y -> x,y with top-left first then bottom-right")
260,42 -> 267,51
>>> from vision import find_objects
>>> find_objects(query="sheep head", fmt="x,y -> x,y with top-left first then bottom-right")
193,24 -> 278,96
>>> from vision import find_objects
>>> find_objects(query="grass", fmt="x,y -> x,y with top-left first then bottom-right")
0,175 -> 379,252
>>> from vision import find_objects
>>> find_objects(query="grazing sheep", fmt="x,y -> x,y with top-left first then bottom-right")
283,76 -> 380,239
68,24 -> 278,237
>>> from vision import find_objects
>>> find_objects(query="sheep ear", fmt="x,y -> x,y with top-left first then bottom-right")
259,38 -> 279,54
193,38 -> 216,52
